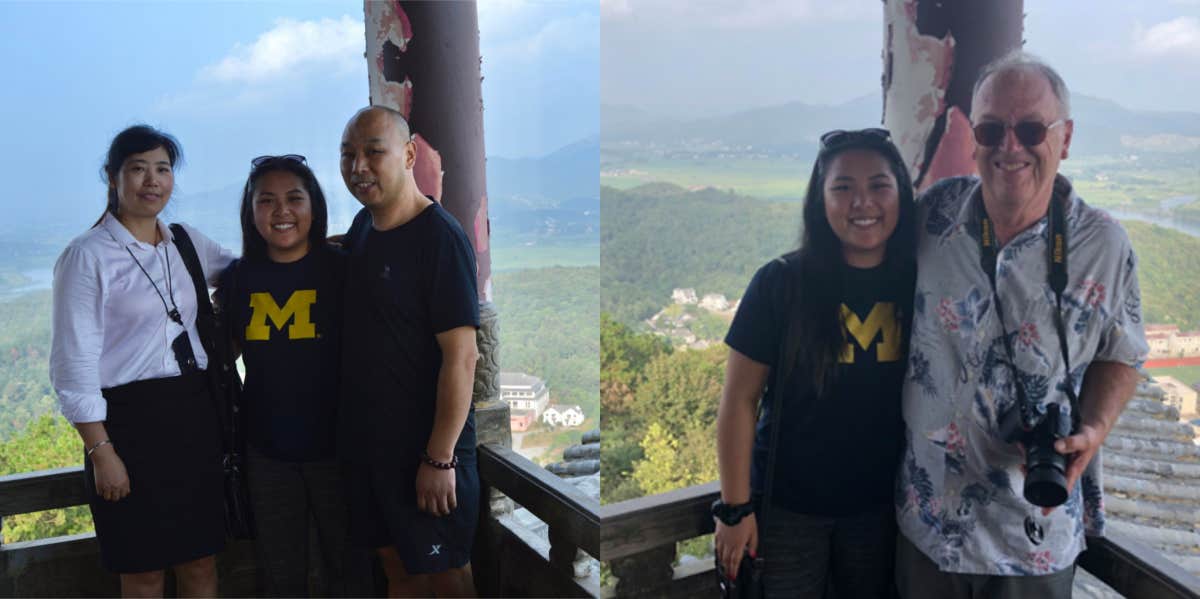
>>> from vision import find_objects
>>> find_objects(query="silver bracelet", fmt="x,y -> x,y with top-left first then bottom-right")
86,439 -> 113,457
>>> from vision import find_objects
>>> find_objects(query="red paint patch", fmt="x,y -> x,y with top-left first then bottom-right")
412,134 -> 443,203
393,1 -> 412,42
474,195 -> 490,252
921,106 -> 977,191
1144,357 -> 1200,368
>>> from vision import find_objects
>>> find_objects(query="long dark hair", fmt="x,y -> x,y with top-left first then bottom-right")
239,157 -> 329,262
785,133 -> 916,395
94,125 -> 183,226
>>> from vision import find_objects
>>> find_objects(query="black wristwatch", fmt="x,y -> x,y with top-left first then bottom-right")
711,499 -> 755,526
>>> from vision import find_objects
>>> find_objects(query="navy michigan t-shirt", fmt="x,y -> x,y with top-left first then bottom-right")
340,202 -> 480,466
725,256 -> 912,517
225,244 -> 347,462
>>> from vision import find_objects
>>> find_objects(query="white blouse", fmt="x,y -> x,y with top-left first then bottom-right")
50,212 -> 236,423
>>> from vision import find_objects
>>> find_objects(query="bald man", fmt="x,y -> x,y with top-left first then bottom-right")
338,106 -> 480,597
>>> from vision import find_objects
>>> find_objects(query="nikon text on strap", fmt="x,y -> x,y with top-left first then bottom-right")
978,191 -> 1081,432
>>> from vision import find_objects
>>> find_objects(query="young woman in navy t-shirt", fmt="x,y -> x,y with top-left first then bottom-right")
220,155 -> 363,596
714,130 -> 917,598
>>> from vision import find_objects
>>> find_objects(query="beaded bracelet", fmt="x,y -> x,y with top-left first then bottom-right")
420,451 -> 458,470
86,439 -> 113,457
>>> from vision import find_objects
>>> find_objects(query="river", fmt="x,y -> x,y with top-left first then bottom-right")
1108,209 -> 1200,239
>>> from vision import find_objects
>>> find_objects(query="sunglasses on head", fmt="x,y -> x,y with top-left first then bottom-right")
251,154 -> 307,167
972,120 -> 1064,148
819,128 -> 892,150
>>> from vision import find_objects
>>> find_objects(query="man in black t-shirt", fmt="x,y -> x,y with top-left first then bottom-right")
338,106 -> 481,597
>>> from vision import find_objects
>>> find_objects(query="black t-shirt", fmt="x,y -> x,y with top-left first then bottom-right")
225,245 -> 347,462
725,256 -> 912,516
340,203 -> 480,466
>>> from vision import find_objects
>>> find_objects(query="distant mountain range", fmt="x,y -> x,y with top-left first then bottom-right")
486,136 -> 599,241
602,94 -> 1200,159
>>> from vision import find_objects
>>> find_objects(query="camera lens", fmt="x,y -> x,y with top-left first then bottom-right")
1024,447 -> 1068,507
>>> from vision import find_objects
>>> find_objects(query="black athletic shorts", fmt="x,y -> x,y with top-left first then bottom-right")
345,451 -> 479,575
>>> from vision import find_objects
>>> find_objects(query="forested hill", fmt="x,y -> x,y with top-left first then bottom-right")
1125,220 -> 1200,330
601,183 -> 1200,331
601,184 -> 800,324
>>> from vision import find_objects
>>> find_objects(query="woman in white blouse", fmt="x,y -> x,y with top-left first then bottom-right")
50,125 -> 235,596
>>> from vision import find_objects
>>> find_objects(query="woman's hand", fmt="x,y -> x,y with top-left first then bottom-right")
714,513 -> 758,580
90,445 -> 131,502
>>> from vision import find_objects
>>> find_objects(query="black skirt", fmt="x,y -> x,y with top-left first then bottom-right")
84,372 -> 226,573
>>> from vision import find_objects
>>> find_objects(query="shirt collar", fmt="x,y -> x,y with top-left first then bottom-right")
100,211 -> 173,248
959,173 -> 1078,232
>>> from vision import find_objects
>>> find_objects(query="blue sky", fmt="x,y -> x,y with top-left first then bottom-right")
0,1 -> 599,229
601,0 -> 1200,117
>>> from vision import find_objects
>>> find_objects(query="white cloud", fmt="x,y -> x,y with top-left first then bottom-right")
600,0 -> 876,27
486,12 -> 598,63
600,0 -> 632,20
200,16 -> 364,83
1133,16 -> 1200,59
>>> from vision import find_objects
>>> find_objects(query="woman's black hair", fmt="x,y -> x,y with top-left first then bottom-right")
784,133 -> 917,396
95,125 -> 183,226
239,157 -> 329,262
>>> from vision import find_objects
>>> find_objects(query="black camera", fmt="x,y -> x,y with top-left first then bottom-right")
171,331 -> 199,375
998,402 -> 1071,507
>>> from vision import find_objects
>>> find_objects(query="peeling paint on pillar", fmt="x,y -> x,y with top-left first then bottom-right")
882,0 -> 956,189
367,1 -> 414,115
364,0 -> 493,302
882,0 -> 1023,190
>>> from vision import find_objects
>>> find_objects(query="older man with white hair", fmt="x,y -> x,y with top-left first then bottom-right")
894,52 -> 1149,598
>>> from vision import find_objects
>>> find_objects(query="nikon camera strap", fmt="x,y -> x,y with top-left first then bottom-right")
978,191 -> 1081,432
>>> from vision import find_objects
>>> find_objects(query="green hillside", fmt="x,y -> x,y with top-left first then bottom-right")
0,291 -> 55,440
493,266 -> 600,421
601,184 -> 1200,332
1125,221 -> 1200,330
601,184 -> 800,324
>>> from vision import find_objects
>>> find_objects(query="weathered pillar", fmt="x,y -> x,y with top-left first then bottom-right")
882,0 -> 1024,189
364,4 -> 508,593
364,0 -> 506,429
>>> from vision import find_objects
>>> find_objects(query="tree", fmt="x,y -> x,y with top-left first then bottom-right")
0,414 -> 93,542
632,422 -> 685,495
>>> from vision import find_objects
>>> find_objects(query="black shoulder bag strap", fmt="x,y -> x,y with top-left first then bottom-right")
169,224 -> 236,442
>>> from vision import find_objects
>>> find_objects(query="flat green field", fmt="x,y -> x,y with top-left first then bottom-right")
491,240 -> 599,272
600,154 -> 1199,214
1146,366 -> 1200,388
601,157 -> 808,200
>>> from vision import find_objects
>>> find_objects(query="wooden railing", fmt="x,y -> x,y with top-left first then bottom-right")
598,482 -> 1200,599
0,444 -> 602,597
5,459 -> 1199,598
475,443 -> 601,597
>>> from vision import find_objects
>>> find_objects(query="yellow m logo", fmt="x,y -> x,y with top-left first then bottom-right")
245,290 -> 317,341
839,303 -> 901,364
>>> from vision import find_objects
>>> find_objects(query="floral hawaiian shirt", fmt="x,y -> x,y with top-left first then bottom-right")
896,174 -> 1149,576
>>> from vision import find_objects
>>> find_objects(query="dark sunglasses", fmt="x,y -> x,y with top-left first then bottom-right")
820,128 -> 892,150
972,120 -> 1064,147
251,154 -> 307,167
